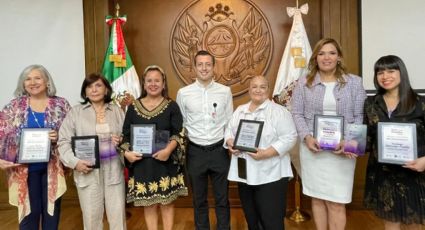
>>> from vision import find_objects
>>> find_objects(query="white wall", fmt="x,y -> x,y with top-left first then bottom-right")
361,0 -> 425,91
0,0 -> 85,107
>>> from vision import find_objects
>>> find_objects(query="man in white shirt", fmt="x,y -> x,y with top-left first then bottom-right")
176,50 -> 233,230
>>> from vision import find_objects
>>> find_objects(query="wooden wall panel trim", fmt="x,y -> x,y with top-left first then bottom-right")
330,0 -> 342,40
321,0 -> 360,75
344,0 -> 360,75
321,0 -> 331,37
83,0 -> 96,74
83,0 -> 110,75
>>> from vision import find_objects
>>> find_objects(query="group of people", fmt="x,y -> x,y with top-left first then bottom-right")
0,38 -> 424,230
293,38 -> 425,230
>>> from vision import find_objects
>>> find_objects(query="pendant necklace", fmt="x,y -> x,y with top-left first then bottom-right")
30,107 -> 43,128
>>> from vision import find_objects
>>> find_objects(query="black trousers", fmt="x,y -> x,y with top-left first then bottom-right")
238,178 -> 289,230
187,141 -> 230,230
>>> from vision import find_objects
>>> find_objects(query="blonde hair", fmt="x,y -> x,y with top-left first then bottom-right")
250,75 -> 269,89
306,38 -> 347,87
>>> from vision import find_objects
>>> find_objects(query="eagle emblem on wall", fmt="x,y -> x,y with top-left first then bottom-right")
170,0 -> 273,96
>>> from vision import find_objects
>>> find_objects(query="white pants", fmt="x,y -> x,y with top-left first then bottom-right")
77,169 -> 126,230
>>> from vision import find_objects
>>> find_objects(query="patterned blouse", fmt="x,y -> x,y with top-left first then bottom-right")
0,96 -> 70,222
291,73 -> 367,140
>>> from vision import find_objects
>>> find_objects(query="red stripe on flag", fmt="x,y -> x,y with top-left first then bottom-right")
115,18 -> 126,60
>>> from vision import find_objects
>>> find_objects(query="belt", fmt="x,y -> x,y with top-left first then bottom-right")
188,139 -> 224,151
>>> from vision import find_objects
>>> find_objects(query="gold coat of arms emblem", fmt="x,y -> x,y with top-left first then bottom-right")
170,0 -> 273,96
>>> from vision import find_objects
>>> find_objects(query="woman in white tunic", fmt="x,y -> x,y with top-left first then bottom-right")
226,76 -> 297,230
291,38 -> 366,230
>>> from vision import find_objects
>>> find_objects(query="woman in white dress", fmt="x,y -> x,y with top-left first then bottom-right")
291,38 -> 366,230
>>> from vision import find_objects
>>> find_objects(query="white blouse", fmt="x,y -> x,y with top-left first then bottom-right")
225,99 -> 298,185
322,82 -> 337,115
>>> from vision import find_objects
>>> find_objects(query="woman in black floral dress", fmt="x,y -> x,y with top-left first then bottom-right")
364,55 -> 425,229
120,65 -> 188,230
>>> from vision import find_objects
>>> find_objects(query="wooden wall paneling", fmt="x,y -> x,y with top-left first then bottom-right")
116,0 -> 191,102
320,0 -> 360,74
320,0 -> 330,38
321,0 -> 341,40
342,0 -> 360,75
83,0 -> 110,75
330,0 -> 342,40
0,173 -> 8,209
116,0 -> 323,108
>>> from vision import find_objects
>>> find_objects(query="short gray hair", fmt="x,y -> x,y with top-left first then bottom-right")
14,64 -> 57,97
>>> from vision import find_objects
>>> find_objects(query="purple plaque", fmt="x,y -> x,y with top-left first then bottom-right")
344,124 -> 367,155
314,115 -> 344,151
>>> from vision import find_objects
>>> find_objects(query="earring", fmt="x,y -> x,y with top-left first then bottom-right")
46,83 -> 51,95
337,61 -> 341,65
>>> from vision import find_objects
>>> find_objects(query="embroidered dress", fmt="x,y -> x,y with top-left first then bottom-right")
121,98 -> 188,206
364,95 -> 425,224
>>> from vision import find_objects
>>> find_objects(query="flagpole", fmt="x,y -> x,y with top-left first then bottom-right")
282,0 -> 310,223
287,172 -> 310,222
109,2 -> 134,219
115,3 -> 120,17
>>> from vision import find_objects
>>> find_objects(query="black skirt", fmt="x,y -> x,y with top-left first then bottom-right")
127,157 -> 187,206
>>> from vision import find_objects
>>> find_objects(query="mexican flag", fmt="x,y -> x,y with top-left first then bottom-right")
102,15 -> 141,100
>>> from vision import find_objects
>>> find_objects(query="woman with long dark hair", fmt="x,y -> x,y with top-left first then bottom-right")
364,55 -> 425,229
